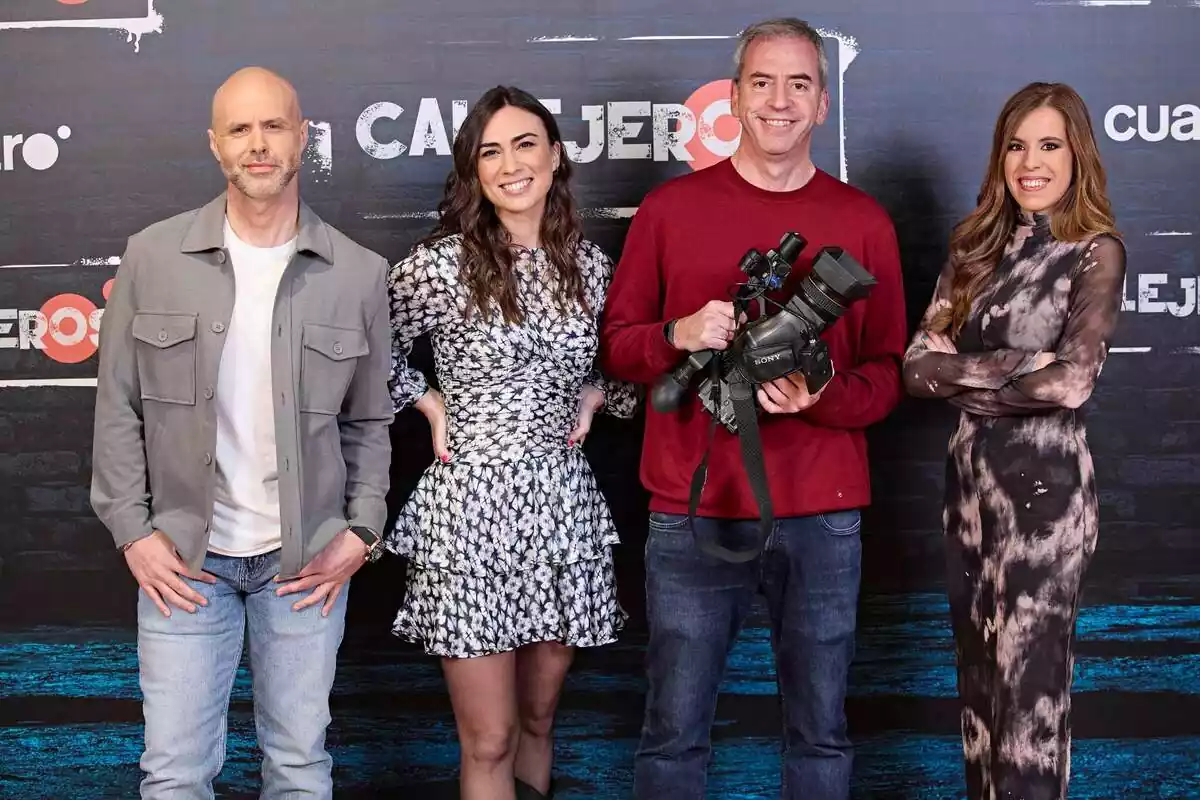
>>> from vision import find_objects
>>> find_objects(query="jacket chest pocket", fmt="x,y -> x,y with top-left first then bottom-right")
300,323 -> 368,415
132,313 -> 198,405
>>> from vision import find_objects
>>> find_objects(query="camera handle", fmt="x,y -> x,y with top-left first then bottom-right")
732,283 -> 768,320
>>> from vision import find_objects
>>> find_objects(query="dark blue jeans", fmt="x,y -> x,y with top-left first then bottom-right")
633,510 -> 862,800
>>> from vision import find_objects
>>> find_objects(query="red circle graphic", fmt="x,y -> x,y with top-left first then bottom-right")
683,79 -> 741,171
39,293 -> 99,364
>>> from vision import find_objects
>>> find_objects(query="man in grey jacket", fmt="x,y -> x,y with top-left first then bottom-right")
90,66 -> 393,799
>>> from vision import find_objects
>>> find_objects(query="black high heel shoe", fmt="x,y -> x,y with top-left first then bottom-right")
514,777 -> 555,799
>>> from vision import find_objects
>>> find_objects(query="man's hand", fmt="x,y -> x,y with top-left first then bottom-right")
275,531 -> 369,616
124,531 -> 217,617
757,368 -> 833,414
1032,351 -> 1056,370
672,301 -> 737,352
568,385 -> 605,447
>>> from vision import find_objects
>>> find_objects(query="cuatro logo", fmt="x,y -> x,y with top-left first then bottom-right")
1,126 -> 71,172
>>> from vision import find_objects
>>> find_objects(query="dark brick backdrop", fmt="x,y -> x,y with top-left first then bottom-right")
1,1 -> 1197,797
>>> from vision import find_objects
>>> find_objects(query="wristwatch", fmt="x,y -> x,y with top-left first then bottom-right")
348,525 -> 384,563
663,319 -> 678,347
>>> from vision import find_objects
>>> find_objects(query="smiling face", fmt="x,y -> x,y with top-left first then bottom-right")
730,34 -> 829,166
1004,105 -> 1074,215
207,68 -> 307,201
475,103 -> 561,225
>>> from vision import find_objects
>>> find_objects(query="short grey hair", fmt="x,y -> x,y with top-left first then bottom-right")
733,18 -> 828,89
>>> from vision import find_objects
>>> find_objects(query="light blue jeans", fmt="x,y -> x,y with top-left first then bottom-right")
136,549 -> 348,799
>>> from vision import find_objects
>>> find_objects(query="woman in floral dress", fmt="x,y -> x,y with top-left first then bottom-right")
384,85 -> 636,800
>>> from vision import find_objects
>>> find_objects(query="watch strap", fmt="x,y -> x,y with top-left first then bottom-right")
348,525 -> 384,562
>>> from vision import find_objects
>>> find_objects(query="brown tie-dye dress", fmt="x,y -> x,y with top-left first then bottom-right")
902,211 -> 1127,800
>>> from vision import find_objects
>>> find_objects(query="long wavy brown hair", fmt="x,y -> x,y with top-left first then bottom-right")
417,85 -> 587,324
932,82 -> 1117,337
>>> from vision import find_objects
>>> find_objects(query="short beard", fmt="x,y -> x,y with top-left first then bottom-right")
226,159 -> 300,200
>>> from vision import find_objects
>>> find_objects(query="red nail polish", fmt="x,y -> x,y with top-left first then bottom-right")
568,439 -> 575,447
440,454 -> 449,462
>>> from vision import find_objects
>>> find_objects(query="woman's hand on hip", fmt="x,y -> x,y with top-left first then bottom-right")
414,389 -> 451,462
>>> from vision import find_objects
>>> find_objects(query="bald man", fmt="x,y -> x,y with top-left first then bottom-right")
91,66 -> 393,798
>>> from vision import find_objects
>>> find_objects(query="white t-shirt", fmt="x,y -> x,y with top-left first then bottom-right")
207,218 -> 297,557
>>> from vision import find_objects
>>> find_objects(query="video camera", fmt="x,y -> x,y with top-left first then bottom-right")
647,231 -> 878,564
650,232 -> 878,432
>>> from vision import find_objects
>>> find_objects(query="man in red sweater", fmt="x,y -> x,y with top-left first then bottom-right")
599,17 -> 908,800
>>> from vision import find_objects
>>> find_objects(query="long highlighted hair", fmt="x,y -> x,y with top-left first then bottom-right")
932,82 -> 1117,337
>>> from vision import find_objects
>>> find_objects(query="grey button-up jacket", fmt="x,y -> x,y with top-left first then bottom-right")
90,193 -> 394,577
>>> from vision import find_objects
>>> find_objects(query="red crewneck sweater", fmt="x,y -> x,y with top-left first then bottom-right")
599,159 -> 908,519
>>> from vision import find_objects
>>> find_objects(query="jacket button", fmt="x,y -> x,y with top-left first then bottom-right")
211,321 -> 225,334
157,330 -> 167,342
203,452 -> 212,465
332,342 -> 343,355
216,250 -> 227,264
203,386 -> 214,400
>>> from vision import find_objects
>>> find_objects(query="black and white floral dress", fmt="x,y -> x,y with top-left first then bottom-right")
384,234 -> 637,659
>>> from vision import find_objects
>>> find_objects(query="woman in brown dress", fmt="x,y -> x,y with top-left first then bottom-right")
902,82 -> 1127,799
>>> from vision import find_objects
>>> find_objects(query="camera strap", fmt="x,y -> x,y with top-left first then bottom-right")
687,356 -> 775,564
